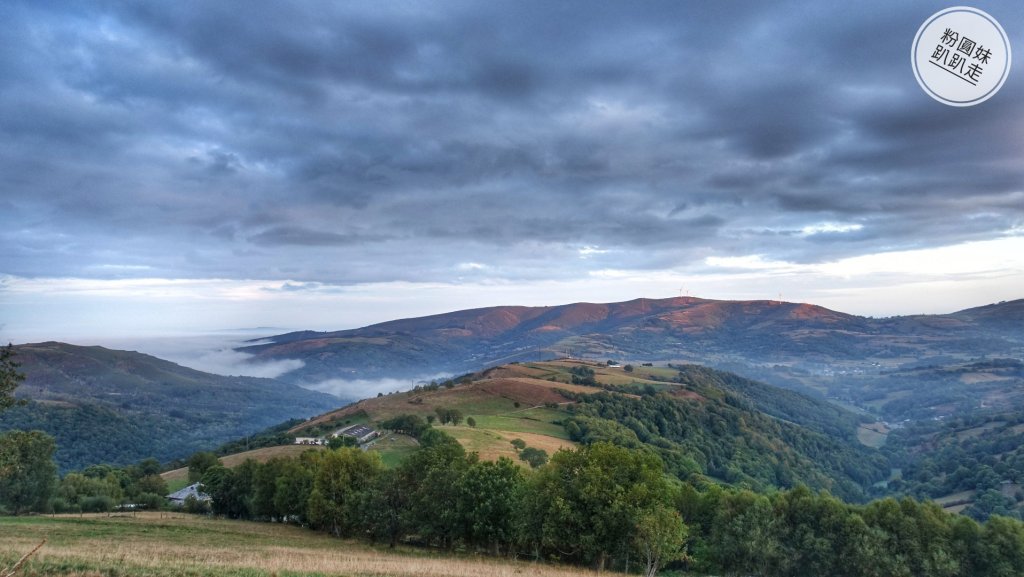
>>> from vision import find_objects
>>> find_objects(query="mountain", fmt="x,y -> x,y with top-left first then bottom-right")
0,342 -> 341,471
286,359 -> 887,502
241,297 -> 1024,419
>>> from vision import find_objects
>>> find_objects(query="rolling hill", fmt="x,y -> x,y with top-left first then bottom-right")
0,342 -> 341,471
286,359 -> 888,501
240,297 -> 1024,420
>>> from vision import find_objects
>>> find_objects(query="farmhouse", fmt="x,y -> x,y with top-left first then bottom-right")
166,483 -> 211,506
332,424 -> 379,444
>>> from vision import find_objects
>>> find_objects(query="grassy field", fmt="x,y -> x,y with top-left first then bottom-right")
856,423 -> 889,448
0,513 -> 599,577
162,445 -> 327,487
367,433 -> 420,468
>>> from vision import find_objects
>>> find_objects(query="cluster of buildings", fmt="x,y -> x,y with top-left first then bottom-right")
166,425 -> 381,506
293,423 -> 379,446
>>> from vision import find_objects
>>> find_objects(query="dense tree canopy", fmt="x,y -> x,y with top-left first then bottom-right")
0,343 -> 26,412
0,430 -> 57,514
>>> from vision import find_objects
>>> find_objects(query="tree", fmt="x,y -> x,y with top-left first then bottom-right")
521,443 -> 678,570
458,457 -> 524,555
708,490 -> 778,576
187,451 -> 220,483
519,447 -> 548,468
0,430 -> 58,514
0,344 -> 26,412
976,515 -> 1024,577
403,431 -> 473,549
307,448 -> 383,535
466,416 -> 477,427
273,458 -> 313,523
328,435 -> 358,449
635,505 -> 688,577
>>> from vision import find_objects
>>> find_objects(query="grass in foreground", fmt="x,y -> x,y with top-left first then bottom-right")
0,513 -> 599,577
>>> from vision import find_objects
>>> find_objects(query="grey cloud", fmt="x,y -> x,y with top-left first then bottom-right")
1,0 -> 1022,286
248,226 -> 384,247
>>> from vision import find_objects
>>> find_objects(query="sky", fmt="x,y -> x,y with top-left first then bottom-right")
2,1 -> 1023,347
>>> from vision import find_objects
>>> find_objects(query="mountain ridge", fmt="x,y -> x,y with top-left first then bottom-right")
240,297 -> 1024,411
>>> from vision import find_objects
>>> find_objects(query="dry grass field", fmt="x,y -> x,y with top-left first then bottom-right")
161,444 -> 326,487
0,513 -> 602,577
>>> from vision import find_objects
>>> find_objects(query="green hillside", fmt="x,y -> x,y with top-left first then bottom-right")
886,409 -> 1024,520
0,342 -> 340,471
290,359 -> 887,501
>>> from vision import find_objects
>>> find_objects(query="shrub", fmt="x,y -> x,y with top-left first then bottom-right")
80,495 -> 115,513
183,494 -> 211,515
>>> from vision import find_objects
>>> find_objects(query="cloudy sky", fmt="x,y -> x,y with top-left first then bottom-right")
2,1 -> 1023,344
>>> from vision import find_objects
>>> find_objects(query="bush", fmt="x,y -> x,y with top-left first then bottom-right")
80,495 -> 115,513
183,494 -> 211,515
136,492 -> 165,511
519,447 -> 549,468
510,438 -> 527,450
48,497 -> 73,514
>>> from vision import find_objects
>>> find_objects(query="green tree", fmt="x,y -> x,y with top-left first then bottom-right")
187,451 -> 220,483
58,472 -> 123,510
521,443 -> 677,570
328,435 -> 358,449
307,448 -> 383,535
466,416 -> 477,427
519,447 -> 548,468
136,474 -> 168,496
273,458 -> 313,522
635,504 -> 688,577
0,430 -> 58,514
976,515 -> 1024,577
252,458 -> 285,520
458,457 -> 524,555
200,463 -> 255,519
357,467 -> 411,548
403,431 -> 473,549
709,490 -> 779,576
0,344 -> 26,412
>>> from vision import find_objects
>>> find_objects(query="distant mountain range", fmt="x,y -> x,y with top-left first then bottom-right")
241,297 -> 1024,418
0,342 -> 340,471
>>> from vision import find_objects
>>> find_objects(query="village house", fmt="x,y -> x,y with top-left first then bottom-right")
166,483 -> 211,506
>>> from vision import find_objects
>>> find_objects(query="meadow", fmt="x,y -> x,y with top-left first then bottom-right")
0,513 -> 600,577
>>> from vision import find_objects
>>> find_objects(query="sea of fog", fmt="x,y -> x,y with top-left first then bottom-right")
91,331 -> 447,400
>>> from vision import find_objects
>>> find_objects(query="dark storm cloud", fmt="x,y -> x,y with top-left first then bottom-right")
1,0 -> 1022,285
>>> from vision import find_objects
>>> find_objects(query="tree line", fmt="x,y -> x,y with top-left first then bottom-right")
5,416 -> 1024,576
190,421 -> 1024,577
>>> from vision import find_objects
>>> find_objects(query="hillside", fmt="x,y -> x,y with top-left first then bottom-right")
288,359 -> 887,501
0,342 -> 340,471
240,297 -> 1024,420
885,408 -> 1024,520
